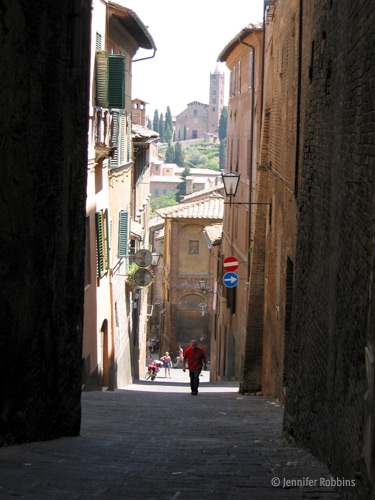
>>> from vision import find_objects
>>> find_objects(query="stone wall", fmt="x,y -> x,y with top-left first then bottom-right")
0,0 -> 91,445
283,0 -> 375,497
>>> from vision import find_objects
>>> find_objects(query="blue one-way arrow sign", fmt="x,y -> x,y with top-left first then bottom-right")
223,272 -> 239,288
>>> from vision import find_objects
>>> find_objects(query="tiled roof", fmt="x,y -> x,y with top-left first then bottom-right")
204,224 -> 223,245
156,196 -> 223,220
181,183 -> 224,203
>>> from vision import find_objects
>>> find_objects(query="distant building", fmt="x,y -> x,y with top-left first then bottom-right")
131,98 -> 147,126
175,68 -> 225,140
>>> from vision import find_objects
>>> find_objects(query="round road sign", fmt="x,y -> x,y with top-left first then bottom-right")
223,256 -> 239,272
223,272 -> 239,288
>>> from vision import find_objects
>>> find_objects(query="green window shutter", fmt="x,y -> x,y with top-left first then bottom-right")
120,111 -> 126,164
95,211 -> 105,278
96,51 -> 108,107
108,55 -> 125,108
127,112 -> 131,162
103,209 -> 110,270
118,210 -> 129,258
110,111 -> 119,168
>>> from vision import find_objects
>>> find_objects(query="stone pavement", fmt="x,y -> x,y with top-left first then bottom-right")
0,368 -> 347,499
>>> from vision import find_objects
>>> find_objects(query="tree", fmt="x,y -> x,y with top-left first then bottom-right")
178,129 -> 181,141
165,106 -> 173,141
219,138 -> 227,170
153,110 -> 159,134
165,142 -> 175,163
150,191 -> 178,217
174,142 -> 184,167
159,112 -> 165,142
219,107 -> 228,141
175,165 -> 191,201
164,123 -> 173,143
183,125 -> 187,140
146,118 -> 152,129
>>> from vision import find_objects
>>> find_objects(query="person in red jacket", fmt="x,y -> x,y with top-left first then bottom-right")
183,340 -> 207,395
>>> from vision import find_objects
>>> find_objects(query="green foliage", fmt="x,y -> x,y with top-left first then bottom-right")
146,118 -> 152,129
164,123 -> 173,143
219,107 -> 228,141
150,192 -> 179,216
183,125 -> 187,140
153,110 -> 159,133
174,142 -> 185,167
165,142 -> 175,163
219,138 -> 227,170
175,165 -> 191,201
159,112 -> 165,142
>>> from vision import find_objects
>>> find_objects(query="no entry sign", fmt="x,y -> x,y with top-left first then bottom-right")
223,256 -> 239,272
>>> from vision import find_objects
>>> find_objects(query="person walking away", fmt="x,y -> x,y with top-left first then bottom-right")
161,352 -> 172,378
183,340 -> 207,395
174,345 -> 184,368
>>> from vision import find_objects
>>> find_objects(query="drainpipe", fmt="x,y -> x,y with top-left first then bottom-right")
238,37 -> 256,280
133,48 -> 157,63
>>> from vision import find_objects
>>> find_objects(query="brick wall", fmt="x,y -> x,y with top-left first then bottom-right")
283,0 -> 375,497
0,1 -> 91,444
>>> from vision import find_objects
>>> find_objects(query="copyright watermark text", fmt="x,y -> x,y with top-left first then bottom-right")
271,476 -> 356,488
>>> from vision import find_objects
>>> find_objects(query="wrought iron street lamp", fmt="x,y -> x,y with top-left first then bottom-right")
221,171 -> 272,212
198,279 -> 213,294
151,252 -> 161,267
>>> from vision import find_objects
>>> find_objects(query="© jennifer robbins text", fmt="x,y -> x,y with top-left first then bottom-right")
271,477 -> 356,488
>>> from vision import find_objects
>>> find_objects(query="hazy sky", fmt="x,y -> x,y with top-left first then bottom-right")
118,0 -> 264,119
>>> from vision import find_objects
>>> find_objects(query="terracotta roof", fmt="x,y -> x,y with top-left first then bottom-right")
204,224 -> 223,246
217,23 -> 263,62
156,196 -> 223,220
132,124 -> 159,141
182,183 -> 224,203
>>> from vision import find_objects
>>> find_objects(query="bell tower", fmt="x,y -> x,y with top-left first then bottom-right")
208,66 -> 225,134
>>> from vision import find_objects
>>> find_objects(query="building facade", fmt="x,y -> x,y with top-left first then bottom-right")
216,24 -> 264,382
157,197 -> 223,360
83,0 -> 156,389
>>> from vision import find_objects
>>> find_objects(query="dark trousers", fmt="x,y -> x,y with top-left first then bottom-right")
189,368 -> 202,393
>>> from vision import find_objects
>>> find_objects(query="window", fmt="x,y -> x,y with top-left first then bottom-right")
154,189 -> 159,196
155,165 -> 159,171
212,107 -> 216,112
95,32 -> 102,51
96,51 -> 125,109
232,66 -> 236,96
95,209 -> 110,278
163,189 -> 167,195
189,240 -> 199,254
118,210 -> 129,258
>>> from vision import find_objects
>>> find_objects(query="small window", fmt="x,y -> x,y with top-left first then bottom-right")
212,107 -> 216,112
189,240 -> 199,254
155,165 -> 159,171
154,189 -> 159,196
163,189 -> 167,195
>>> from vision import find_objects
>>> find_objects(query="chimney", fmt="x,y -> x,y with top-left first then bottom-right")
185,176 -> 193,195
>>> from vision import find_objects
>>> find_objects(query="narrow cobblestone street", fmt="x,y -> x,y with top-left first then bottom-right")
0,370 -> 343,499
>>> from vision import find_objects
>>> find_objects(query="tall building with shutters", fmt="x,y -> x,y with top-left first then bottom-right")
83,0 -> 156,389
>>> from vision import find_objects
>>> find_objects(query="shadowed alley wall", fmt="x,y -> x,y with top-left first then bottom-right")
0,0 -> 91,445
284,1 -> 375,498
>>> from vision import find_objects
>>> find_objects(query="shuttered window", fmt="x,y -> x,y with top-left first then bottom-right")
110,111 -> 119,169
108,55 -> 125,108
95,51 -> 125,109
118,210 -> 129,258
127,112 -> 131,162
96,32 -> 102,51
95,209 -> 110,278
120,111 -> 126,164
